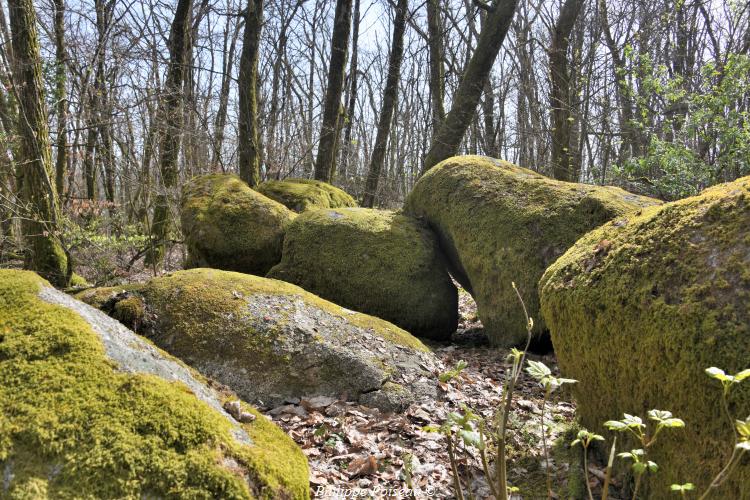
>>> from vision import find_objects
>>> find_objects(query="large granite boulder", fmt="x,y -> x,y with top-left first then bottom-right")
0,270 -> 309,499
405,155 -> 660,346
256,178 -> 356,212
267,208 -> 458,339
540,176 -> 750,498
77,268 -> 441,411
181,174 -> 295,275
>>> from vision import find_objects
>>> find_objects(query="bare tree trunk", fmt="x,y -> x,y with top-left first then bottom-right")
339,0 -> 360,180
313,0 -> 352,182
147,0 -> 193,266
422,0 -> 519,173
549,0 -> 584,181
426,0 -> 445,134
8,0 -> 69,286
52,0 -> 67,202
238,0 -> 263,187
361,0 -> 408,207
212,13 -> 240,171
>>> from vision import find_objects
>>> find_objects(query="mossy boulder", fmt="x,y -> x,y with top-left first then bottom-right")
256,178 -> 356,212
0,270 -> 309,499
404,155 -> 660,346
267,208 -> 458,339
539,177 -> 750,497
181,173 -> 296,275
77,268 -> 440,411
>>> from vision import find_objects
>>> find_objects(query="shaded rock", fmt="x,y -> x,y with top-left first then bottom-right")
540,176 -> 750,498
181,173 -> 295,275
404,155 -> 660,346
268,208 -> 458,339
77,268 -> 441,412
0,270 -> 309,499
257,178 -> 356,212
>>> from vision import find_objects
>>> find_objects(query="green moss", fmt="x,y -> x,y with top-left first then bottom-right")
68,273 -> 89,288
139,268 -> 428,353
268,208 -> 457,339
181,174 -> 296,275
539,176 -> 750,498
0,270 -> 309,499
404,155 -> 661,346
112,296 -> 145,327
256,178 -> 356,213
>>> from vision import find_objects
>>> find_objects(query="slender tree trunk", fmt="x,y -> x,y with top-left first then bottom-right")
426,0 -> 445,134
212,14 -> 240,171
8,0 -> 69,286
549,0 -> 584,181
313,0 -> 352,182
238,0 -> 263,187
52,0 -> 67,202
422,0 -> 519,173
339,0 -> 360,180
361,0 -> 408,207
147,0 -> 193,266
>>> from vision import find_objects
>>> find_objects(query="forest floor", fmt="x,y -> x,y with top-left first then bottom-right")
267,290 -> 616,499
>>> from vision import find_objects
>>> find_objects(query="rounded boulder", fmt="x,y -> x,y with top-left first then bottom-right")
540,177 -> 750,497
268,208 -> 458,339
257,178 -> 357,212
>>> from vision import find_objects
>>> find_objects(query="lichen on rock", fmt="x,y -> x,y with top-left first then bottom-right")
181,173 -> 296,275
78,268 -> 441,412
404,155 -> 661,346
256,178 -> 356,212
539,176 -> 750,498
268,207 -> 458,339
0,270 -> 309,499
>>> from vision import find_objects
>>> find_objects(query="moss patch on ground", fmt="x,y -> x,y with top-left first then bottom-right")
268,208 -> 458,339
539,176 -> 750,498
256,178 -> 356,212
404,155 -> 660,346
1,269 -> 309,499
181,174 -> 296,275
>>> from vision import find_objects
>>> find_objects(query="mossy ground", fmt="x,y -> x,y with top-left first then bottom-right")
268,208 -> 458,339
1,269 -> 309,499
181,174 -> 295,275
405,155 -> 660,346
540,177 -> 750,498
256,178 -> 356,212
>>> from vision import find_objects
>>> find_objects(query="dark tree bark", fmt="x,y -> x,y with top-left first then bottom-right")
147,0 -> 193,266
426,0 -> 445,134
361,0 -> 408,207
8,0 -> 69,286
238,0 -> 263,187
339,0 -> 360,180
313,0 -> 352,182
212,14 -> 241,171
52,0 -> 67,201
549,0 -> 585,181
422,0 -> 519,173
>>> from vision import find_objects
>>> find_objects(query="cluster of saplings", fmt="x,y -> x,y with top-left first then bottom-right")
1,155 -> 747,498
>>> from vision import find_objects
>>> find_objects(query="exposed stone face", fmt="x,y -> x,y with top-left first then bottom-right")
540,176 -> 750,498
77,268 -> 442,412
268,207 -> 458,339
404,155 -> 661,346
0,270 -> 310,499
256,178 -> 357,212
181,173 -> 295,275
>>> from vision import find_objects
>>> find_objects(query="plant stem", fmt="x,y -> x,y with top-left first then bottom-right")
601,436 -> 616,500
447,434 -> 465,500
631,472 -> 642,500
698,448 -> 745,499
480,446 -> 500,499
541,391 -> 552,498
582,446 -> 594,500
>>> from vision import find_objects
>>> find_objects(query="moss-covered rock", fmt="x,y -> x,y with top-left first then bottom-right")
539,177 -> 750,498
181,174 -> 296,275
0,270 -> 309,499
256,178 -> 356,212
404,155 -> 660,346
77,268 -> 440,412
267,208 -> 457,339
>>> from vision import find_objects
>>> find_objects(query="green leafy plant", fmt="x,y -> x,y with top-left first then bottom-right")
439,360 -> 469,383
571,429 -> 605,500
